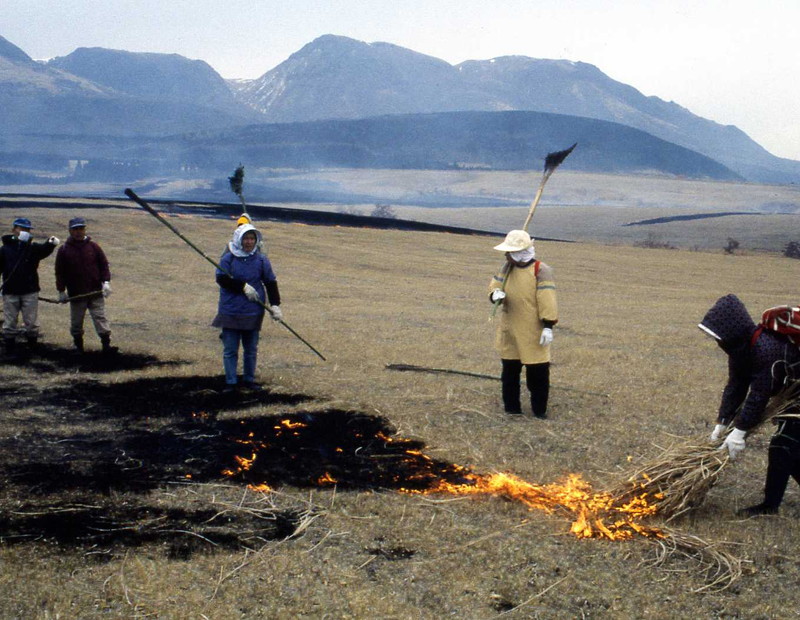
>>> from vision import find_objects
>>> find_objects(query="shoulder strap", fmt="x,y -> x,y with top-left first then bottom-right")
534,260 -> 540,277
750,326 -> 764,348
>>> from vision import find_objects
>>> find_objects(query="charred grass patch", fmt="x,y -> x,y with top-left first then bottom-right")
0,494 -> 303,561
1,341 -> 188,373
2,374 -> 310,420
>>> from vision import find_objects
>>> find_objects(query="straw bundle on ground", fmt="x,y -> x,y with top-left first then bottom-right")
609,379 -> 800,523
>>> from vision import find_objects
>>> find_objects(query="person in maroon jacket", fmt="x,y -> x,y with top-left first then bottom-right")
54,217 -> 115,353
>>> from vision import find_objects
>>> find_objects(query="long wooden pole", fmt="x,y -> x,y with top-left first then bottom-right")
124,188 -> 326,361
490,143 -> 576,319
385,363 -> 609,397
39,290 -> 103,304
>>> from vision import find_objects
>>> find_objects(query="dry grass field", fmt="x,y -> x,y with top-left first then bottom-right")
1,202 -> 800,618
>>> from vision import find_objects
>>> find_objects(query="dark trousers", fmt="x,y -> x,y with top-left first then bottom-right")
763,419 -> 800,508
501,359 -> 550,417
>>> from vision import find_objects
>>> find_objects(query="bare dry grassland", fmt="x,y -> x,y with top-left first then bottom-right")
1,205 -> 799,618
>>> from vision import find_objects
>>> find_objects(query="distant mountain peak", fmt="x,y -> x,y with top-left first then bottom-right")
0,35 -> 33,63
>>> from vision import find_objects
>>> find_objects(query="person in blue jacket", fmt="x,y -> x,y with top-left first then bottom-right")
212,224 -> 282,393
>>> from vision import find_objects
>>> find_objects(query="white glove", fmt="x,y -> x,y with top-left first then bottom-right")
101,281 -> 112,298
58,291 -> 69,303
17,230 -> 31,242
539,327 -> 553,346
48,236 -> 60,246
710,423 -> 727,442
490,289 -> 506,303
720,428 -> 747,459
269,305 -> 283,321
243,283 -> 260,302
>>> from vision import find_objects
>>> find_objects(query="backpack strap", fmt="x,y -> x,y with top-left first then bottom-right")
534,260 -> 540,277
750,325 -> 764,348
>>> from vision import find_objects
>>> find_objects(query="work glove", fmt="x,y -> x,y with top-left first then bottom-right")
720,428 -> 747,460
17,230 -> 31,242
243,283 -> 260,302
490,289 -> 506,303
539,327 -> 553,346
710,423 -> 727,442
269,305 -> 283,321
101,281 -> 112,298
48,236 -> 60,246
58,291 -> 69,303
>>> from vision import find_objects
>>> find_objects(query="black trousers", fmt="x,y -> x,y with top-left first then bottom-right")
763,419 -> 800,509
501,358 -> 550,417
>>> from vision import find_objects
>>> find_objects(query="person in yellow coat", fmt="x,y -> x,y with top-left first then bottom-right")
489,230 -> 558,418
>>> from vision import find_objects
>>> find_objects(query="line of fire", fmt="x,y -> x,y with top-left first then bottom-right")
218,411 -> 667,542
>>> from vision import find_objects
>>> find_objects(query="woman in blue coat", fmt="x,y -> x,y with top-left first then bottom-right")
212,224 -> 281,393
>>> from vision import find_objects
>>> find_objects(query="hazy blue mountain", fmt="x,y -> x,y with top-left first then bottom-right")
48,47 -> 246,110
0,32 -> 797,184
0,36 -> 260,142
148,111 -> 742,181
235,35 -> 800,183
0,35 -> 33,63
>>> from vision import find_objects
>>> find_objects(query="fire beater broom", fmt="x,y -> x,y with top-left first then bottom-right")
228,164 -> 247,212
490,143 -> 576,318
124,188 -> 326,361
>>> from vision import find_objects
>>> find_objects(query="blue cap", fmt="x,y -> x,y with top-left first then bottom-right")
13,217 -> 32,229
69,217 -> 87,229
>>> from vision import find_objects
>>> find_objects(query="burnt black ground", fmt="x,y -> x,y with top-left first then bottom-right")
1,342 -> 187,373
0,367 -> 474,558
2,374 -> 310,420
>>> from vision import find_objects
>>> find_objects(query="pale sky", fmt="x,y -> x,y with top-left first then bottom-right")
3,0 -> 799,161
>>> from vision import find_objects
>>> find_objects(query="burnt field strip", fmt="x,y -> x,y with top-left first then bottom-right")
0,356 -> 471,559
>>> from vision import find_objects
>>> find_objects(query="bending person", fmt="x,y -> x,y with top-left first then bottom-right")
699,293 -> 800,515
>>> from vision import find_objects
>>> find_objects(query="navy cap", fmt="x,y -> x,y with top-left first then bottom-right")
69,217 -> 87,229
13,217 -> 32,229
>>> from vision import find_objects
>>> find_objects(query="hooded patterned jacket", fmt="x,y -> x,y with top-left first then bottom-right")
699,294 -> 800,431
213,224 -> 280,330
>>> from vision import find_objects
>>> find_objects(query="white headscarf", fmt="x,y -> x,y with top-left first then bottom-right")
228,223 -> 263,257
509,245 -> 536,263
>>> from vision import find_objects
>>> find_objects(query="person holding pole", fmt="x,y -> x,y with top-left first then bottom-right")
54,217 -> 115,353
489,230 -> 558,418
0,217 -> 59,356
213,223 -> 282,394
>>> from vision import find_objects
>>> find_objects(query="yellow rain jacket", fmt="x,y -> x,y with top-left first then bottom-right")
489,260 -> 558,364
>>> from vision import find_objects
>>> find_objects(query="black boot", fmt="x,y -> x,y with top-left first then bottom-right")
73,334 -> 84,353
737,503 -> 778,517
100,333 -> 118,354
25,335 -> 39,355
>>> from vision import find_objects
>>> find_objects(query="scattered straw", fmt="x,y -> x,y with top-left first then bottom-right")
644,527 -> 744,593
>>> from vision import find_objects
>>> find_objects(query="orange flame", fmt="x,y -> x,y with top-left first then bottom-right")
409,472 -> 665,541
316,472 -> 337,486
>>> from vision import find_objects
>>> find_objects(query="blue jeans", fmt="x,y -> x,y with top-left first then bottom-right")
221,328 -> 260,385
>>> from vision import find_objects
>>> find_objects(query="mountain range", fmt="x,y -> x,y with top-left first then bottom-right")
1,33 -> 798,186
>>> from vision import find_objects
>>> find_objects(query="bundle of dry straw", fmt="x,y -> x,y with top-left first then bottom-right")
601,380 -> 800,590
610,379 -> 800,522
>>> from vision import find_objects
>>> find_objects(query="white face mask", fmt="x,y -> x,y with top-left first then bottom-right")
509,246 -> 535,263
17,230 -> 31,242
